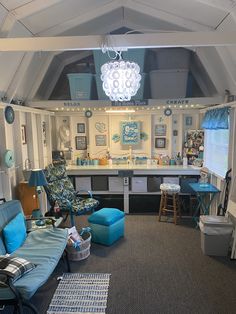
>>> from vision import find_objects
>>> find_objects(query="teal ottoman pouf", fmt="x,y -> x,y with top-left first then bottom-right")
88,208 -> 125,246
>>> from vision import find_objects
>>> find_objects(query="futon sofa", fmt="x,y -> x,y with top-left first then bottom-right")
0,200 -> 69,313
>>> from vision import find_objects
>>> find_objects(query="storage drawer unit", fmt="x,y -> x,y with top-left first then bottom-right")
108,177 -> 124,192
147,176 -> 162,192
75,176 -> 92,191
92,176 -> 108,191
131,177 -> 147,192
163,177 -> 180,185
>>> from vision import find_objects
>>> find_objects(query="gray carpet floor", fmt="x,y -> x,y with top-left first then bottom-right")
2,214 -> 236,314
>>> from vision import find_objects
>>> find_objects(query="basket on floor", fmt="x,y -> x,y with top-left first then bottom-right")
66,231 -> 91,261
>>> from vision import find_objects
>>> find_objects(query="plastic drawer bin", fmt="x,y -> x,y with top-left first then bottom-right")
150,69 -> 188,99
155,48 -> 190,70
67,73 -> 93,100
199,215 -> 233,256
88,208 -> 125,246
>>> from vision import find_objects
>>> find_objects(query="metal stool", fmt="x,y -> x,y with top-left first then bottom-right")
159,183 -> 181,225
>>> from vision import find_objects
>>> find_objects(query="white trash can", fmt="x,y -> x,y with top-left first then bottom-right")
199,215 -> 233,256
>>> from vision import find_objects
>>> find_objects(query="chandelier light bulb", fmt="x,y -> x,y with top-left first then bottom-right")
101,59 -> 142,101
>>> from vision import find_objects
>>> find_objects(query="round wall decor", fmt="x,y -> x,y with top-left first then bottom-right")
5,106 -> 15,124
164,108 -> 172,116
3,150 -> 15,168
85,110 -> 92,118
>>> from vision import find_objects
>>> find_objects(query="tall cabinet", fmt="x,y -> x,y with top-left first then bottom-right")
18,182 -> 39,216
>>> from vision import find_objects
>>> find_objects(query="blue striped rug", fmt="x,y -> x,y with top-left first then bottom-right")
47,273 -> 111,314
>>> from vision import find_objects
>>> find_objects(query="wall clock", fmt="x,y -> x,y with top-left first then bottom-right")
164,108 -> 172,116
4,106 -> 15,124
85,110 -> 92,118
3,150 -> 15,168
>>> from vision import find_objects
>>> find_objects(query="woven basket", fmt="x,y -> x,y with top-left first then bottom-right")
66,232 -> 91,261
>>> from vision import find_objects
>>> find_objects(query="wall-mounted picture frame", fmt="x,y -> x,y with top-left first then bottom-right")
42,121 -> 46,146
155,124 -> 166,136
120,120 -> 140,145
77,123 -> 85,133
185,116 -> 193,126
21,125 -> 26,144
75,136 -> 87,150
95,135 -> 107,146
155,137 -> 166,149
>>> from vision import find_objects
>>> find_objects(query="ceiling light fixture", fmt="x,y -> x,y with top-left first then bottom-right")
100,48 -> 141,102
105,109 -> 135,113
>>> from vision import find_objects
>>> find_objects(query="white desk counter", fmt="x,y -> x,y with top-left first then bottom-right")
67,165 -> 200,213
67,164 -> 201,176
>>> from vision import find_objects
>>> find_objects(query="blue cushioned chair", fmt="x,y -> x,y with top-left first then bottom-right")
0,200 -> 69,314
44,164 -> 99,226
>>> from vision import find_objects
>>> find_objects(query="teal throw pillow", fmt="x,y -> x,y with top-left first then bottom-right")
3,212 -> 26,253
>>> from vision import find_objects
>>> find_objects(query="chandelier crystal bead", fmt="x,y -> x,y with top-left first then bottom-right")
101,59 -> 142,101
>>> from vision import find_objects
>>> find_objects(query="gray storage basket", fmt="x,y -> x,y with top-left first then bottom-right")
66,232 -> 91,261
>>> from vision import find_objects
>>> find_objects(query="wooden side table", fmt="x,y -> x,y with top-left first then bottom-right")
17,181 -> 39,216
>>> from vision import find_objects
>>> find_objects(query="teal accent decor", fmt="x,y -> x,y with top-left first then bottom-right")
122,49 -> 146,72
3,212 -> 26,253
88,208 -> 125,226
120,121 -> 141,145
201,107 -> 229,129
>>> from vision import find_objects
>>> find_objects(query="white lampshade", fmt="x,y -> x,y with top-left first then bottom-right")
101,60 -> 142,101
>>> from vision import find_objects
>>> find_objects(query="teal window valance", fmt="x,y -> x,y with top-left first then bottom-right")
201,107 -> 229,130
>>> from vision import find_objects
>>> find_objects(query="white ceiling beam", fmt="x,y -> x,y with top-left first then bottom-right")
194,0 -> 236,11
1,31 -> 236,52
10,0 -> 65,20
37,0 -> 122,36
125,0 -> 212,31
26,53 -> 57,101
0,12 -> 16,37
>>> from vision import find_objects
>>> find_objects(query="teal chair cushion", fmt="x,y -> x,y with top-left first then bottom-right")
9,228 -> 68,300
3,212 -> 26,253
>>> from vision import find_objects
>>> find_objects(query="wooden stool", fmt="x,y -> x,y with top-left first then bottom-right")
159,183 -> 181,225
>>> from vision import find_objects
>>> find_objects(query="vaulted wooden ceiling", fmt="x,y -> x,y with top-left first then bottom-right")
0,0 -> 236,105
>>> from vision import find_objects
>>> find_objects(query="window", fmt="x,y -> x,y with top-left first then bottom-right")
204,129 -> 229,178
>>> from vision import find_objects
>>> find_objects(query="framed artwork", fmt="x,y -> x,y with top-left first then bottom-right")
185,116 -> 192,126
95,135 -> 107,146
77,123 -> 85,133
155,137 -> 166,149
155,124 -> 166,136
42,121 -> 46,146
21,125 -> 26,144
75,136 -> 87,150
120,121 -> 140,145
173,130 -> 178,136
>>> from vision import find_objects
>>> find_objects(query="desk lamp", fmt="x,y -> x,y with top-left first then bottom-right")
28,169 -> 48,217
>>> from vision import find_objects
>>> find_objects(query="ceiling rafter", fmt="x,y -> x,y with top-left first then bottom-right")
1,31 -> 236,52
194,0 -> 236,11
36,0 -> 123,36
125,0 -> 213,31
9,0 -> 65,20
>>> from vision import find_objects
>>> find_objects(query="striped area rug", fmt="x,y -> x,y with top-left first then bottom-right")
47,273 -> 111,314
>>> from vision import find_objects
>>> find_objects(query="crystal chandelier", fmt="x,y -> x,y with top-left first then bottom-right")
100,51 -> 142,102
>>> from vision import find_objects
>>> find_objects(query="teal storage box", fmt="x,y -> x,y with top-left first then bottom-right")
67,73 -> 93,100
88,208 -> 125,246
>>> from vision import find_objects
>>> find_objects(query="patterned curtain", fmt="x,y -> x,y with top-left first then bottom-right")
201,107 -> 229,129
